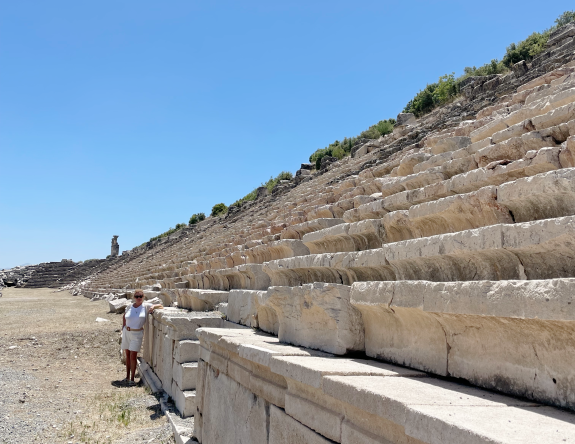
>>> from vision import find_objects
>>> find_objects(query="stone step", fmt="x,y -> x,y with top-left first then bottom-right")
195,327 -> 575,444
173,362 -> 198,391
280,218 -> 345,240
376,145 -> 564,213
351,279 -> 575,410
262,215 -> 575,287
302,219 -> 385,254
172,289 -> 229,311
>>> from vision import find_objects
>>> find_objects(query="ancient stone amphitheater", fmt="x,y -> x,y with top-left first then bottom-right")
80,23 -> 575,444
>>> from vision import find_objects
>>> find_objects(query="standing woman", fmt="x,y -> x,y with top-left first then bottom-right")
121,289 -> 163,385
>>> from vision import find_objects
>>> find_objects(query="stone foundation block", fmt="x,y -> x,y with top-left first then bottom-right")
173,362 -> 198,391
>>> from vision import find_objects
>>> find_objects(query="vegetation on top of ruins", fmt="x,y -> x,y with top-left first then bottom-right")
404,10 -> 575,117
308,119 -> 396,170
189,212 -> 206,225
145,223 -> 187,244
211,203 -> 228,217
230,171 -> 294,208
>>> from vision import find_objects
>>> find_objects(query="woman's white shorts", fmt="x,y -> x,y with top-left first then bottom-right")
121,328 -> 145,352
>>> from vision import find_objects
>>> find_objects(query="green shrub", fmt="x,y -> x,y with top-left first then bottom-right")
231,189 -> 257,207
358,119 -> 395,139
502,32 -> 550,67
263,171 -> 293,192
461,59 -> 507,78
309,120 -> 395,169
211,203 -> 228,217
148,223 -> 186,242
554,10 -> 575,28
189,212 -> 206,225
404,11 -> 575,118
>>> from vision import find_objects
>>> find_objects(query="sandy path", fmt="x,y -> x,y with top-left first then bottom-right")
0,288 -> 174,444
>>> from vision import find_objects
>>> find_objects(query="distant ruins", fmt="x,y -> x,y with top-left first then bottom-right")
72,21 -> 575,444
111,235 -> 119,257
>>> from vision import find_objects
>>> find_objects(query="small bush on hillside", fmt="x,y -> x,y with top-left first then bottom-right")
309,119 -> 395,169
231,189 -> 257,207
404,11 -> 575,118
149,223 -> 186,242
359,119 -> 396,139
263,171 -> 293,192
555,10 -> 575,28
502,32 -> 550,67
211,203 -> 228,217
189,212 -> 206,225
404,74 -> 458,117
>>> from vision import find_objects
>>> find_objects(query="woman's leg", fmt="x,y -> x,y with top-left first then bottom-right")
124,349 -> 131,380
129,350 -> 138,381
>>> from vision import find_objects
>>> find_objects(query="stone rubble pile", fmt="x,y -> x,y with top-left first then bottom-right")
77,24 -> 575,444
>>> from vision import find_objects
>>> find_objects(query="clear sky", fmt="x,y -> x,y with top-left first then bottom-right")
1,1 -> 572,269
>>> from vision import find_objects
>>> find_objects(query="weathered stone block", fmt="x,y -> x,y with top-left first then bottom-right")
261,283 -> 364,355
173,340 -> 200,363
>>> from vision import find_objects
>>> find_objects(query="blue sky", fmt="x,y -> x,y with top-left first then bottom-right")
1,1 -> 572,268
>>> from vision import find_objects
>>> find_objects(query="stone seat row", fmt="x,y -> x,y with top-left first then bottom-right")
169,275 -> 575,410
89,65 -> 575,290
193,326 -> 575,444
305,167 -> 575,253
101,144 -> 575,289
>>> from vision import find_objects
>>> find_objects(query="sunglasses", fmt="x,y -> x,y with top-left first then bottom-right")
134,295 -> 144,299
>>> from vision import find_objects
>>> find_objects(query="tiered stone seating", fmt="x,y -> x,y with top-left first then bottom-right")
81,25 -> 575,443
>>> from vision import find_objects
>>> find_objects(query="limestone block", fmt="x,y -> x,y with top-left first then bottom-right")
439,155 -> 478,178
343,199 -> 388,223
155,311 -> 223,340
475,133 -> 552,168
176,289 -> 228,311
396,152 -> 431,176
226,289 -> 265,327
245,239 -> 310,264
407,186 -> 513,238
261,283 -> 365,355
200,367 -> 270,444
491,118 -> 534,144
470,117 -> 508,143
280,218 -> 345,240
269,405 -> 333,444
430,136 -> 471,155
375,169 -> 446,198
450,147 -> 561,194
532,102 -> 575,130
560,136 -> 575,167
413,151 -> 452,174
208,264 -> 271,291
381,211 -> 415,243
161,333 -> 175,396
270,355 -> 424,389
323,375 -> 575,444
171,382 -> 196,418
381,180 -> 455,212
173,362 -> 198,391
502,217 -> 575,280
497,168 -> 575,222
351,279 -> 575,410
108,298 -> 130,313
174,340 -> 200,363
302,220 -> 384,254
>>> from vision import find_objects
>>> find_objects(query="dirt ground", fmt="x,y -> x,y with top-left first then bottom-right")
0,287 -> 175,444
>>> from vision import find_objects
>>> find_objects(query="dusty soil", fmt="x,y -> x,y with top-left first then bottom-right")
0,288 -> 175,444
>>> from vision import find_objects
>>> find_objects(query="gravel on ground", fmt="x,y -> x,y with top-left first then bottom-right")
0,287 -> 175,444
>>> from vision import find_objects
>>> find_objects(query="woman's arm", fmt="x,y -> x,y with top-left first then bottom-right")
148,304 -> 164,314
122,313 -> 126,329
